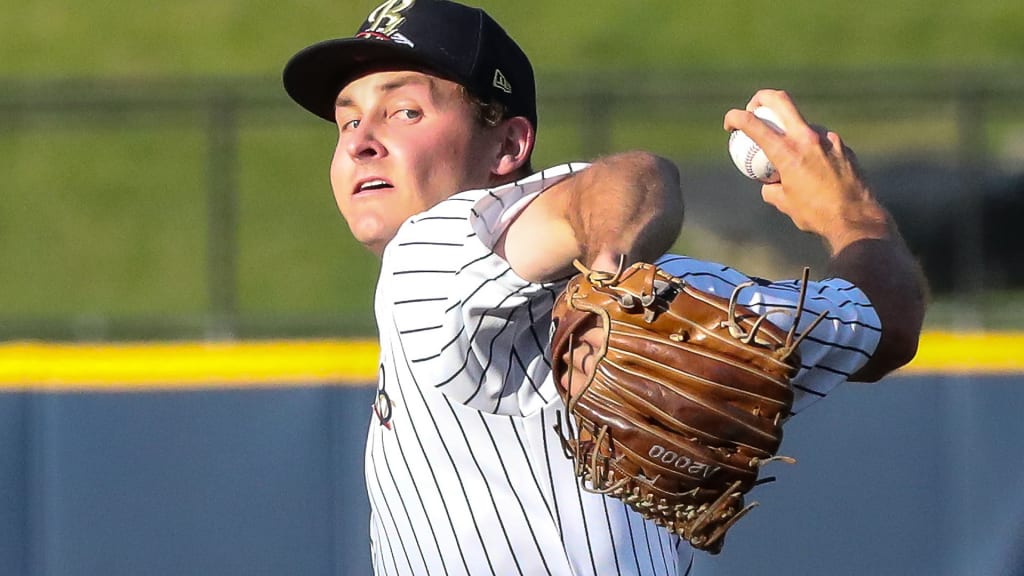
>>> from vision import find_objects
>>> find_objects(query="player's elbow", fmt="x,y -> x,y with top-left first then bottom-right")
621,151 -> 685,252
851,264 -> 928,383
852,319 -> 923,383
642,152 -> 683,214
607,151 -> 682,205
577,151 -> 684,262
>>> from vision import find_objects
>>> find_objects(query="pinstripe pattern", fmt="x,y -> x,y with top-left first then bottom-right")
363,163 -> 880,575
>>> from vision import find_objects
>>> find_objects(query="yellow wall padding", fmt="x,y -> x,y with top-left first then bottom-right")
0,340 -> 379,391
0,331 -> 1020,391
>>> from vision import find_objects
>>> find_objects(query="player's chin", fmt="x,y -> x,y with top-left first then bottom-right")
348,219 -> 401,253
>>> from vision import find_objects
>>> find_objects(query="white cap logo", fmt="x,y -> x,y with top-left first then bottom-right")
366,0 -> 415,37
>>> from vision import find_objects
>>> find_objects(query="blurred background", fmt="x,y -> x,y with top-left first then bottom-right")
2,1 -> 1023,575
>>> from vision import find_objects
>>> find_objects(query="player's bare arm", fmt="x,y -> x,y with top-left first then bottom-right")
724,89 -> 927,382
497,151 -> 684,283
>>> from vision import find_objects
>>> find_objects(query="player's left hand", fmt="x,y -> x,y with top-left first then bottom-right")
557,251 -> 621,398
550,260 -> 805,553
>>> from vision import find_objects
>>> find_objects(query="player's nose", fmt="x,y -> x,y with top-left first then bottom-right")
346,121 -> 386,161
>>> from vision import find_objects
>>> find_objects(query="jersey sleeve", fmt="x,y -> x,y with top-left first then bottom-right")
379,163 -> 590,417
655,254 -> 883,413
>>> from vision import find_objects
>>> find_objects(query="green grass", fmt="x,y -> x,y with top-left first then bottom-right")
2,1 -> 1022,339
1,1 -> 1022,76
1,122 -> 207,317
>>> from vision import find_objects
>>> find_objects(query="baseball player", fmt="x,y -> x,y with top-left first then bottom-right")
282,1 -> 926,574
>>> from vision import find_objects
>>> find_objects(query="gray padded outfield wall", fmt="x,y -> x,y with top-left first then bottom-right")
1,376 -> 1022,576
0,386 -> 376,576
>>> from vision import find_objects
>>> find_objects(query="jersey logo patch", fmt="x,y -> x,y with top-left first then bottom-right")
373,364 -> 395,430
373,389 -> 394,430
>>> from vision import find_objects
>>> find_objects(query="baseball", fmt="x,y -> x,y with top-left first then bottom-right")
729,106 -> 785,183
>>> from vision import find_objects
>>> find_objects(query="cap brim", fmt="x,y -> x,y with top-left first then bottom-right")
283,38 -> 456,123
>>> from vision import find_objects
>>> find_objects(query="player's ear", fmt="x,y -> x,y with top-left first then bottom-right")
491,116 -> 534,178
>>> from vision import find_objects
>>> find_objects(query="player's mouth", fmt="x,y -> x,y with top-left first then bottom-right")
354,178 -> 394,196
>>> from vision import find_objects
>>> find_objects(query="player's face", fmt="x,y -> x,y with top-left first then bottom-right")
330,70 -> 502,255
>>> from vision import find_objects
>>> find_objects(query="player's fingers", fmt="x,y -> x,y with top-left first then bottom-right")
723,108 -> 786,142
558,347 -> 581,395
826,129 -> 860,168
744,88 -> 781,111
722,108 -> 746,132
563,326 -> 604,371
845,142 -> 862,172
816,126 -> 864,174
824,128 -> 841,151
760,183 -> 785,210
773,123 -> 842,172
725,108 -> 790,159
559,367 -> 590,397
810,123 -> 861,161
761,184 -> 815,233
806,124 -> 834,153
747,89 -> 809,133
831,133 -> 866,180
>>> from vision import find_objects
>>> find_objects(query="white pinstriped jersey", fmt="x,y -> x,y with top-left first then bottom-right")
365,163 -> 882,575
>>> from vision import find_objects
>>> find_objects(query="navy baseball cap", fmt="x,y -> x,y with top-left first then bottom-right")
283,0 -> 537,128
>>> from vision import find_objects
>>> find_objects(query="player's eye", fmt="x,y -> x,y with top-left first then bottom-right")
392,109 -> 421,121
340,118 -> 360,131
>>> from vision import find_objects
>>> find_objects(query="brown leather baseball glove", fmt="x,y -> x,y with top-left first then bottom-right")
551,260 -> 823,553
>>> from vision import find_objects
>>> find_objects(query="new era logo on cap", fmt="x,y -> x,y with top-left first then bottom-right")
283,0 -> 537,128
493,69 -> 512,94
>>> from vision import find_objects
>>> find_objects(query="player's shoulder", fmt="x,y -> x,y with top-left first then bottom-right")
382,163 -> 589,265
408,162 -> 591,246
395,163 -> 585,226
